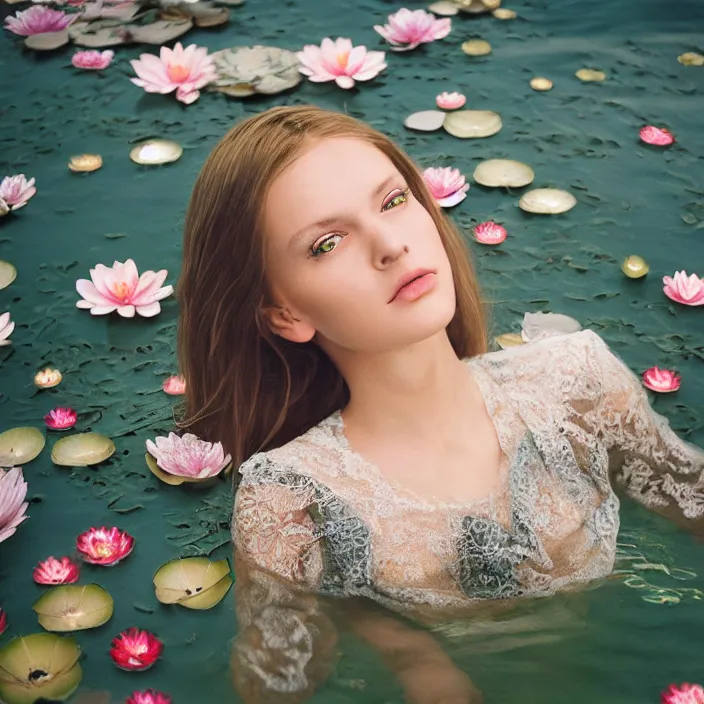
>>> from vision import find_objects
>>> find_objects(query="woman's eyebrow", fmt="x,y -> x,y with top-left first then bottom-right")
287,173 -> 401,249
288,216 -> 341,250
373,173 -> 399,197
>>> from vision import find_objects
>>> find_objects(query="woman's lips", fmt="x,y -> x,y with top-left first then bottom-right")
390,272 -> 437,303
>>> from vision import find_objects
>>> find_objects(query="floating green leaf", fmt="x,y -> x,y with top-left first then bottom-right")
0,633 -> 82,704
154,557 -> 232,609
33,585 -> 114,632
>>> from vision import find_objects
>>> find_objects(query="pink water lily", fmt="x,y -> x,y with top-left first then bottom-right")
473,221 -> 507,245
111,628 -> 163,671
297,37 -> 387,89
661,683 -> 704,704
162,375 -> 186,395
130,42 -> 217,105
0,467 -> 28,544
0,312 -> 15,347
72,49 -> 114,70
76,526 -> 134,565
436,91 -> 466,109
127,690 -> 172,704
0,608 -> 6,635
423,166 -> 469,207
33,556 -> 80,585
44,407 -> 78,431
642,367 -> 681,393
663,271 -> 704,306
75,258 -> 173,317
0,175 -> 36,211
374,8 -> 451,51
3,5 -> 76,35
640,125 -> 675,146
146,432 -> 231,480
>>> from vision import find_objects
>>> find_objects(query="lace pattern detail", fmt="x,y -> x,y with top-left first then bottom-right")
233,330 -> 704,610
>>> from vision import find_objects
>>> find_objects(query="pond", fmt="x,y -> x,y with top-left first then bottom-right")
0,0 -> 702,701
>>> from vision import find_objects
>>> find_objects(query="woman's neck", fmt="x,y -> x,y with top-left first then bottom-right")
331,331 -> 481,443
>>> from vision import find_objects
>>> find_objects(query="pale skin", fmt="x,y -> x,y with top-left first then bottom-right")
263,136 -> 504,506
248,136 -> 502,702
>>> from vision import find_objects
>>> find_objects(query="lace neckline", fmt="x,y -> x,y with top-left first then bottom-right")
318,357 -> 522,513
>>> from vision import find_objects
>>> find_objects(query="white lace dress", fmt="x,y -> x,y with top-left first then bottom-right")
233,330 -> 704,610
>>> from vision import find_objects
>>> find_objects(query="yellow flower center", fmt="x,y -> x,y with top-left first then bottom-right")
166,63 -> 190,83
96,544 -> 113,558
336,52 -> 349,68
114,281 -> 131,302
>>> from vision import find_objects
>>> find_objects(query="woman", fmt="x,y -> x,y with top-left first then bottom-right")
177,105 -> 703,702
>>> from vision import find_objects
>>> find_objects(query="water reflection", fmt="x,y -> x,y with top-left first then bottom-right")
230,550 -> 599,704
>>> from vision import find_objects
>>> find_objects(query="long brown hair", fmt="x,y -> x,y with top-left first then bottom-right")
176,105 -> 488,471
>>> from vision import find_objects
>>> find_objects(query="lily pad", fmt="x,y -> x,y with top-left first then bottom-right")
51,433 -> 115,467
154,557 -> 232,609
678,52 -> 704,66
194,7 -> 229,26
0,427 -> 46,467
180,574 -> 233,609
0,633 -> 82,704
495,333 -> 524,350
622,255 -> 650,279
575,68 -> 606,82
0,261 -> 17,290
82,1 -> 140,21
473,159 -> 534,188
461,39 -> 492,56
456,0 -> 501,13
68,20 -> 129,48
144,452 -> 228,487
443,110 -> 502,139
160,1 -> 229,25
24,30 -> 69,51
530,77 -> 553,91
404,110 -> 447,132
209,45 -> 301,97
211,83 -> 257,97
126,18 -> 194,44
519,188 -> 577,214
522,312 -> 581,342
130,139 -> 183,165
428,1 -> 459,15
33,585 -> 113,632
68,155 -> 103,173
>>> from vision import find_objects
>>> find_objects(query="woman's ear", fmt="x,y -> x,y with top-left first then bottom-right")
261,305 -> 316,344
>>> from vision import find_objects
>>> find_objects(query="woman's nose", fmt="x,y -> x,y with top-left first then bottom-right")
371,224 -> 409,269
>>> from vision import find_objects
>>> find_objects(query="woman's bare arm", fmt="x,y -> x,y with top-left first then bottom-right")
341,599 -> 483,704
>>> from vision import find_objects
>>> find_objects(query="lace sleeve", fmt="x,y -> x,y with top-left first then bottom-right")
233,453 -> 324,586
588,331 -> 704,523
230,455 -> 336,703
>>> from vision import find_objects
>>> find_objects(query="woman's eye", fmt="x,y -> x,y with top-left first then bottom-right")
310,233 -> 343,257
382,188 -> 409,212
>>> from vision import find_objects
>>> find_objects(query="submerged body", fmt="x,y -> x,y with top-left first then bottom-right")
234,329 -> 704,610
178,106 -> 703,702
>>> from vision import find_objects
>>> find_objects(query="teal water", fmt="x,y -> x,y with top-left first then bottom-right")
0,0 -> 703,701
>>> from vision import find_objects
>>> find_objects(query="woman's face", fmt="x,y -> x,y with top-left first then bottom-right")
262,137 -> 456,355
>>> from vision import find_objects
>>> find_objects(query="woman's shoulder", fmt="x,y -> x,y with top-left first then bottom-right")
472,328 -> 604,368
468,329 -> 607,401
238,412 -> 344,485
